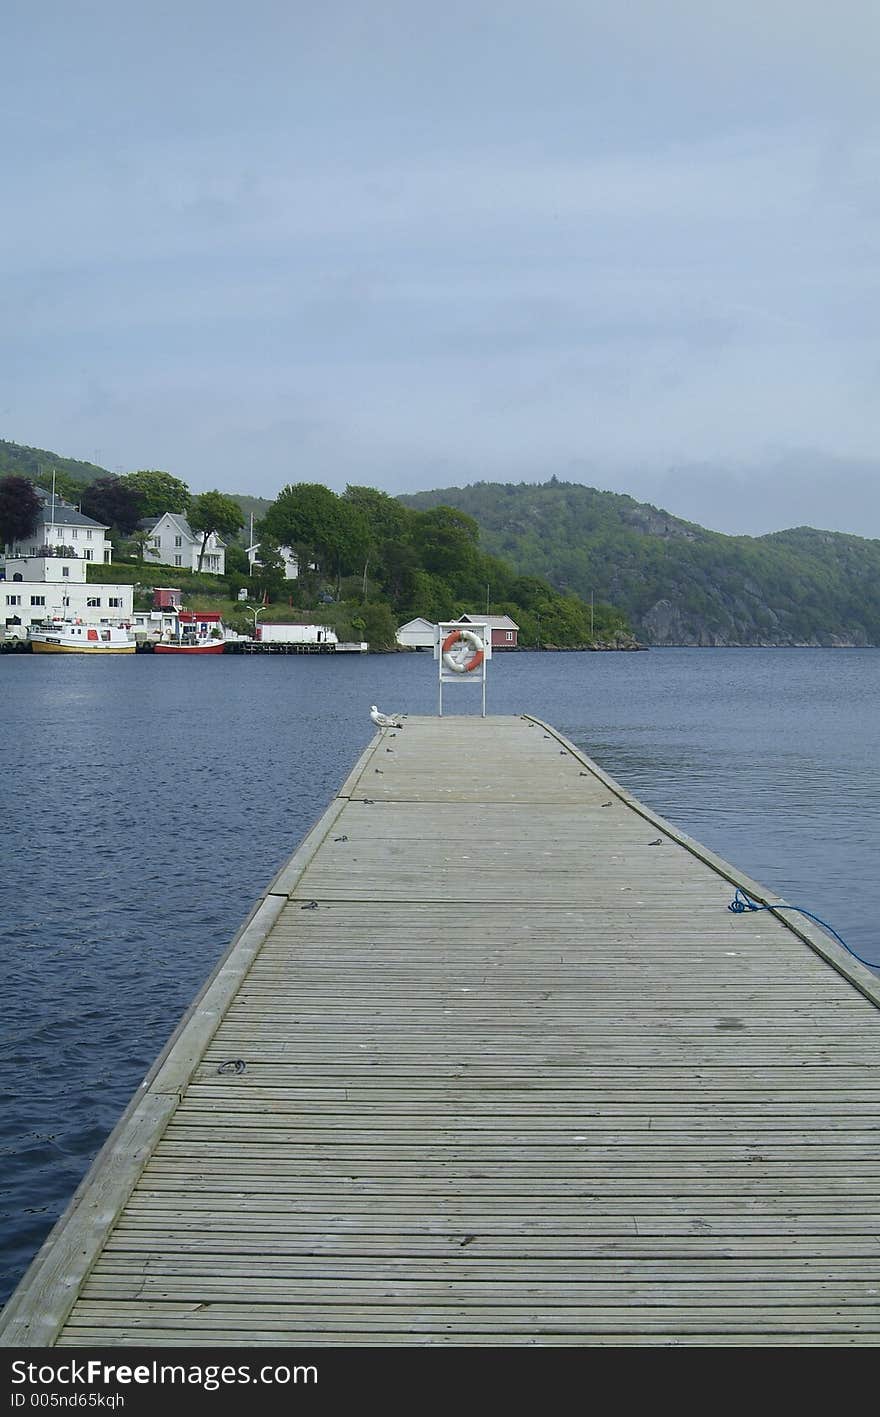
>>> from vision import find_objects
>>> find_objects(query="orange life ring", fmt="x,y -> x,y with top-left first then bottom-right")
441,628 -> 485,673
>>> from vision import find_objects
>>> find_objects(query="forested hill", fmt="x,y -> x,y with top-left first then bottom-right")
0,439 -> 108,489
400,480 -> 880,647
0,440 -> 271,545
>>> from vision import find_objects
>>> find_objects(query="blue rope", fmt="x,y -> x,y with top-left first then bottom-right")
728,888 -> 879,968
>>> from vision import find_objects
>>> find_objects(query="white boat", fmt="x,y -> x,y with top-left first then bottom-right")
153,611 -> 226,654
28,620 -> 136,654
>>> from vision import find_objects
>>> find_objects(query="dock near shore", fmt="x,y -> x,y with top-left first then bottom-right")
2,713 -> 880,1348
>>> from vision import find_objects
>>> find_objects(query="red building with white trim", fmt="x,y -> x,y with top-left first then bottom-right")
456,614 -> 519,649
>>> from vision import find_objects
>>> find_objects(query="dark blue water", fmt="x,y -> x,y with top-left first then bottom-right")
1,648 -> 878,1305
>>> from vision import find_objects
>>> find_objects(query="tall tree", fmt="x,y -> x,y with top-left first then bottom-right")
0,476 -> 41,546
261,483 -> 342,579
80,476 -> 145,534
123,469 -> 191,518
188,490 -> 245,572
411,505 -> 480,579
343,485 -> 414,594
262,484 -> 374,595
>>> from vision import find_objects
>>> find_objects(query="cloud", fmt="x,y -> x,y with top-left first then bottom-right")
1,2 -> 879,533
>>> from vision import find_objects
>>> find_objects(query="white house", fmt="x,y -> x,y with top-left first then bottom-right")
4,487 -> 114,565
141,513 -> 226,575
1,490 -> 133,635
396,616 -> 437,650
246,541 -> 299,580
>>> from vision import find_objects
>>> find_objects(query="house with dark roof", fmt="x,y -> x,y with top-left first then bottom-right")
3,487 -> 114,564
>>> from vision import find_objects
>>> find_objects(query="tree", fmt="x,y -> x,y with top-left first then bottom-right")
123,470 -> 191,518
247,536 -> 286,599
0,476 -> 41,546
80,476 -> 144,534
129,529 -> 150,563
343,485 -> 415,594
357,600 -> 398,649
262,483 -> 343,572
411,505 -> 480,580
188,490 -> 245,572
224,542 -> 250,577
261,483 -> 371,592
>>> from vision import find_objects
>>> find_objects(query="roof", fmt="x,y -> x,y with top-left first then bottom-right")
152,512 -> 195,538
147,515 -> 225,546
397,617 -> 437,632
457,613 -> 519,630
141,512 -> 226,549
34,489 -> 108,531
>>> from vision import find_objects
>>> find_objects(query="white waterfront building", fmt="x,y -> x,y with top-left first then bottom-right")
1,490 -> 133,636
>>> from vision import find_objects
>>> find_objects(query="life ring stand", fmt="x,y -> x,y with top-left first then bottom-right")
441,628 -> 485,673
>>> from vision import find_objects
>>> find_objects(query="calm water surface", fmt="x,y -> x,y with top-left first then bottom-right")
1,648 -> 878,1303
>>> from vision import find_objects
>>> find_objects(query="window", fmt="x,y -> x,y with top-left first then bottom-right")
506,630 -> 513,641
174,555 -> 182,566
62,596 -> 70,607
83,550 -> 93,561
86,530 -> 93,540
152,538 -> 161,549
174,535 -> 182,547
87,596 -> 101,607
108,597 -> 122,608
71,528 -> 78,539
62,566 -> 70,577
30,595 -> 45,606
5,595 -> 20,606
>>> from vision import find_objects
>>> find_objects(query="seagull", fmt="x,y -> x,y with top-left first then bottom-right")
370,705 -> 404,728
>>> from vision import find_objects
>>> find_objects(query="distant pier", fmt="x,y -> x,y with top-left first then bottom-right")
222,640 -> 365,655
2,715 -> 880,1347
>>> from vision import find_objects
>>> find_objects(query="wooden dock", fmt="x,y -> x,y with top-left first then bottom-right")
3,714 -> 880,1348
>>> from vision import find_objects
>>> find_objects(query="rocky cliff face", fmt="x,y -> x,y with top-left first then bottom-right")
638,597 -> 875,647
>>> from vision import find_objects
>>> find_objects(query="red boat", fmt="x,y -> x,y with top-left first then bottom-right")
154,611 -> 226,654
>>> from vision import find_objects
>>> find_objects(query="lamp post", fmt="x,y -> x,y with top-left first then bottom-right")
245,604 -> 263,638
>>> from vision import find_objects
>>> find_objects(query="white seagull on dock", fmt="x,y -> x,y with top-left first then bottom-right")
370,704 -> 404,728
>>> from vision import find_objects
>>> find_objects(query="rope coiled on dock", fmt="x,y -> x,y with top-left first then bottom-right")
728,887 -> 878,968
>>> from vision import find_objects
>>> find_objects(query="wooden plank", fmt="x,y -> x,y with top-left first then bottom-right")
3,713 -> 880,1349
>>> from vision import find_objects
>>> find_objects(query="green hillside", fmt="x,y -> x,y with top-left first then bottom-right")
0,440 -> 268,544
401,480 -> 880,646
0,439 -> 108,495
3,440 -> 633,648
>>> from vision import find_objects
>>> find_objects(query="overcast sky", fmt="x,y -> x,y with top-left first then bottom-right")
2,1 -> 879,536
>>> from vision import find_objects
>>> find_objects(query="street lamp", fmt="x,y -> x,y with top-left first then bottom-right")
245,604 -> 263,637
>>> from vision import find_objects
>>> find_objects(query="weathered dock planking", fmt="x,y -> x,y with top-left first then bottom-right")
2,714 -> 880,1348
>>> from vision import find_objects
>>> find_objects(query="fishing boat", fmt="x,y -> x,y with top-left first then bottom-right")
28,620 -> 136,654
153,611 -> 226,654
